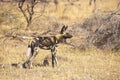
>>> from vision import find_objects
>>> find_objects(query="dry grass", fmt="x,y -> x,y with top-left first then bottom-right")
0,0 -> 119,31
0,0 -> 120,80
0,44 -> 120,80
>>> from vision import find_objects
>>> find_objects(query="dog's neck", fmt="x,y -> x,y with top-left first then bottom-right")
54,34 -> 63,43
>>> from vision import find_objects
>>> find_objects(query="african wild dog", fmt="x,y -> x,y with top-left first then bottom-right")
23,25 -> 72,68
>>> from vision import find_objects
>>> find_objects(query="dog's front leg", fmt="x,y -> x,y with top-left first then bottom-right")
54,52 -> 58,66
51,45 -> 58,68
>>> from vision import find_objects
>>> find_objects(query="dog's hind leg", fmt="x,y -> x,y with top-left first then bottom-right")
24,44 -> 39,68
26,45 -> 32,60
23,45 -> 33,68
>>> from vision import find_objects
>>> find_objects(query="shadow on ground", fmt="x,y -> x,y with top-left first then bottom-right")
0,63 -> 45,69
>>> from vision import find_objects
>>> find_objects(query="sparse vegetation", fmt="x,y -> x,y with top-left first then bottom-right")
0,0 -> 120,80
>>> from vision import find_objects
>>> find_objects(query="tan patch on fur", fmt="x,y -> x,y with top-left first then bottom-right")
55,34 -> 63,40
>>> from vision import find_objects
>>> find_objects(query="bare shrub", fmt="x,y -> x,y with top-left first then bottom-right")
81,12 -> 120,51
70,7 -> 120,51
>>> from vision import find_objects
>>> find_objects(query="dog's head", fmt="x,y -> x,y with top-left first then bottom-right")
55,25 -> 73,43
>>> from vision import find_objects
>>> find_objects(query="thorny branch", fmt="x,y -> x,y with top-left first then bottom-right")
18,0 -> 38,28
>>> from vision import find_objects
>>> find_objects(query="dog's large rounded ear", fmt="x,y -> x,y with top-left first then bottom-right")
60,25 -> 68,34
65,25 -> 68,31
60,25 -> 65,34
